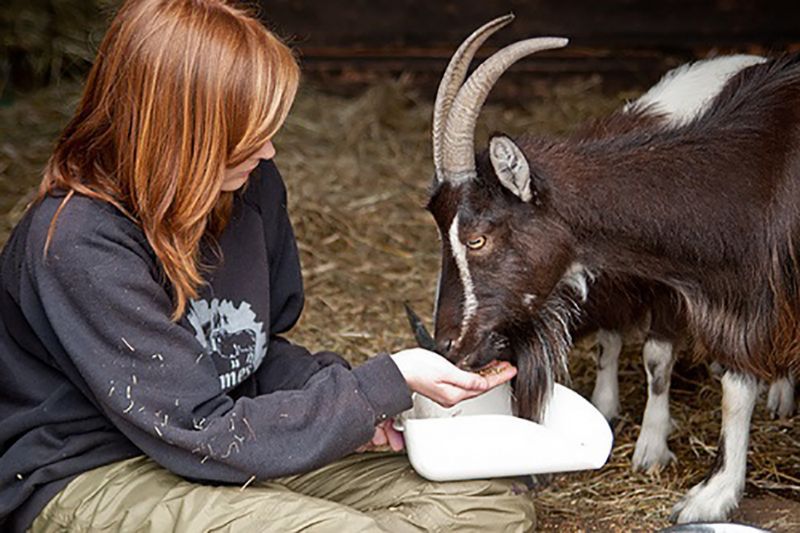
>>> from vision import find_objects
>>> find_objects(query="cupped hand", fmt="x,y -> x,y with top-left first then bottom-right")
390,348 -> 517,407
356,419 -> 404,452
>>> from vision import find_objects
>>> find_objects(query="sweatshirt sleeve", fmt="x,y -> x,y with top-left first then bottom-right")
25,203 -> 412,484
255,336 -> 351,395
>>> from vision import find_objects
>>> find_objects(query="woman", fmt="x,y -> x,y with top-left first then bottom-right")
0,1 -> 535,531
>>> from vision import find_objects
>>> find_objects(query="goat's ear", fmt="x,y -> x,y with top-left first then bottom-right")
489,135 -> 533,202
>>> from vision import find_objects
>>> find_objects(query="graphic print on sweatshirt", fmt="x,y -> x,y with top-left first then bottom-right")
187,298 -> 267,390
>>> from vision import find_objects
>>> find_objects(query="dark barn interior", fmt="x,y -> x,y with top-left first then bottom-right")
262,0 -> 800,95
1,1 -> 800,531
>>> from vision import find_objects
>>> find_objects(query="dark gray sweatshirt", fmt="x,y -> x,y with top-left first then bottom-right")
0,160 -> 413,531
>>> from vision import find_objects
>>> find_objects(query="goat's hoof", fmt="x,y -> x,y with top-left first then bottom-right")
632,430 -> 675,472
669,481 -> 738,523
766,378 -> 796,420
632,445 -> 675,473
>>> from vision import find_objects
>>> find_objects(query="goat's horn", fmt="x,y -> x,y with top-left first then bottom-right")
432,14 -> 515,182
442,37 -> 569,181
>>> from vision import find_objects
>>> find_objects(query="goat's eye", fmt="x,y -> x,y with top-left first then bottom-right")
466,236 -> 487,250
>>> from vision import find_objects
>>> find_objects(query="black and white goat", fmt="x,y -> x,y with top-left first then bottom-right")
425,15 -> 800,522
579,53 -> 795,473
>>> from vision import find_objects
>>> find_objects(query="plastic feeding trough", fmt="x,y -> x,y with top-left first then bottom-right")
398,303 -> 614,482
394,382 -> 613,482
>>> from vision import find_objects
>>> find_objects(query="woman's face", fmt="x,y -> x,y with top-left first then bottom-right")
222,140 -> 276,191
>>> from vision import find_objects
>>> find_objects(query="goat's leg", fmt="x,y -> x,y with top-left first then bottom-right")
591,329 -> 623,420
632,337 -> 676,471
767,375 -> 796,419
671,371 -> 757,523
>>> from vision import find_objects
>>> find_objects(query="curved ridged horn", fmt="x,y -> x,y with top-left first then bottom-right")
432,14 -> 515,181
442,37 -> 569,182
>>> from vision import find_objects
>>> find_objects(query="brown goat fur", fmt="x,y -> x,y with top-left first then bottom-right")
431,52 -> 800,419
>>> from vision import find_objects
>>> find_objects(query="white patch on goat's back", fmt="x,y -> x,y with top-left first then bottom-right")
625,54 -> 766,127
449,213 -> 478,344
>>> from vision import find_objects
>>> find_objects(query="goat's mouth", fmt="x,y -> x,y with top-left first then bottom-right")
403,303 -> 514,366
452,330 -> 512,370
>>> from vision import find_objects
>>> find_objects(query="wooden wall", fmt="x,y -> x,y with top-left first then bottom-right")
260,0 -> 800,92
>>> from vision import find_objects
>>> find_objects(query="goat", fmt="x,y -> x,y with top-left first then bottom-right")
425,14 -> 800,522
577,53 -> 794,473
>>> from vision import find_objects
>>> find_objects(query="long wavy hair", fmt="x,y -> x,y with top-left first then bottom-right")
39,0 -> 299,319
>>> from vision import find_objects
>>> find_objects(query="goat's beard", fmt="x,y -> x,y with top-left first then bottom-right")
512,282 -> 585,422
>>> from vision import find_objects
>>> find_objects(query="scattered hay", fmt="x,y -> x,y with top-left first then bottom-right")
0,76 -> 796,531
537,338 -> 800,531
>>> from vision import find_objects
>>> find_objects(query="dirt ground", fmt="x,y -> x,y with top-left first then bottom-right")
1,77 -> 798,531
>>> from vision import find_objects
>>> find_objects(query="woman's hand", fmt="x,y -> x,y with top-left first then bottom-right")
356,419 -> 405,453
390,348 -> 517,407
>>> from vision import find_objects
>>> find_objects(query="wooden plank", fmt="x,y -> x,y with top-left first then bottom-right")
264,0 -> 800,50
261,0 -> 800,92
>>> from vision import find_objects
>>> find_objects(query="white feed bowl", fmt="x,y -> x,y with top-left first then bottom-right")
395,383 -> 613,481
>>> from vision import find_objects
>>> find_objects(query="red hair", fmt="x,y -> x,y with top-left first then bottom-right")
40,0 -> 300,319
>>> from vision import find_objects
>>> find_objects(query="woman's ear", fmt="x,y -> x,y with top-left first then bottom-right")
489,135 -> 533,202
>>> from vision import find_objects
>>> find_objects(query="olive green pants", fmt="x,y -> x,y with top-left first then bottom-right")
29,453 -> 536,532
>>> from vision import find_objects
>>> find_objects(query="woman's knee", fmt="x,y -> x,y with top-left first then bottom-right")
371,477 -> 536,533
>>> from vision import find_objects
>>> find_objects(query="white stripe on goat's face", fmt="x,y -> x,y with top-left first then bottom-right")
448,213 -> 478,347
